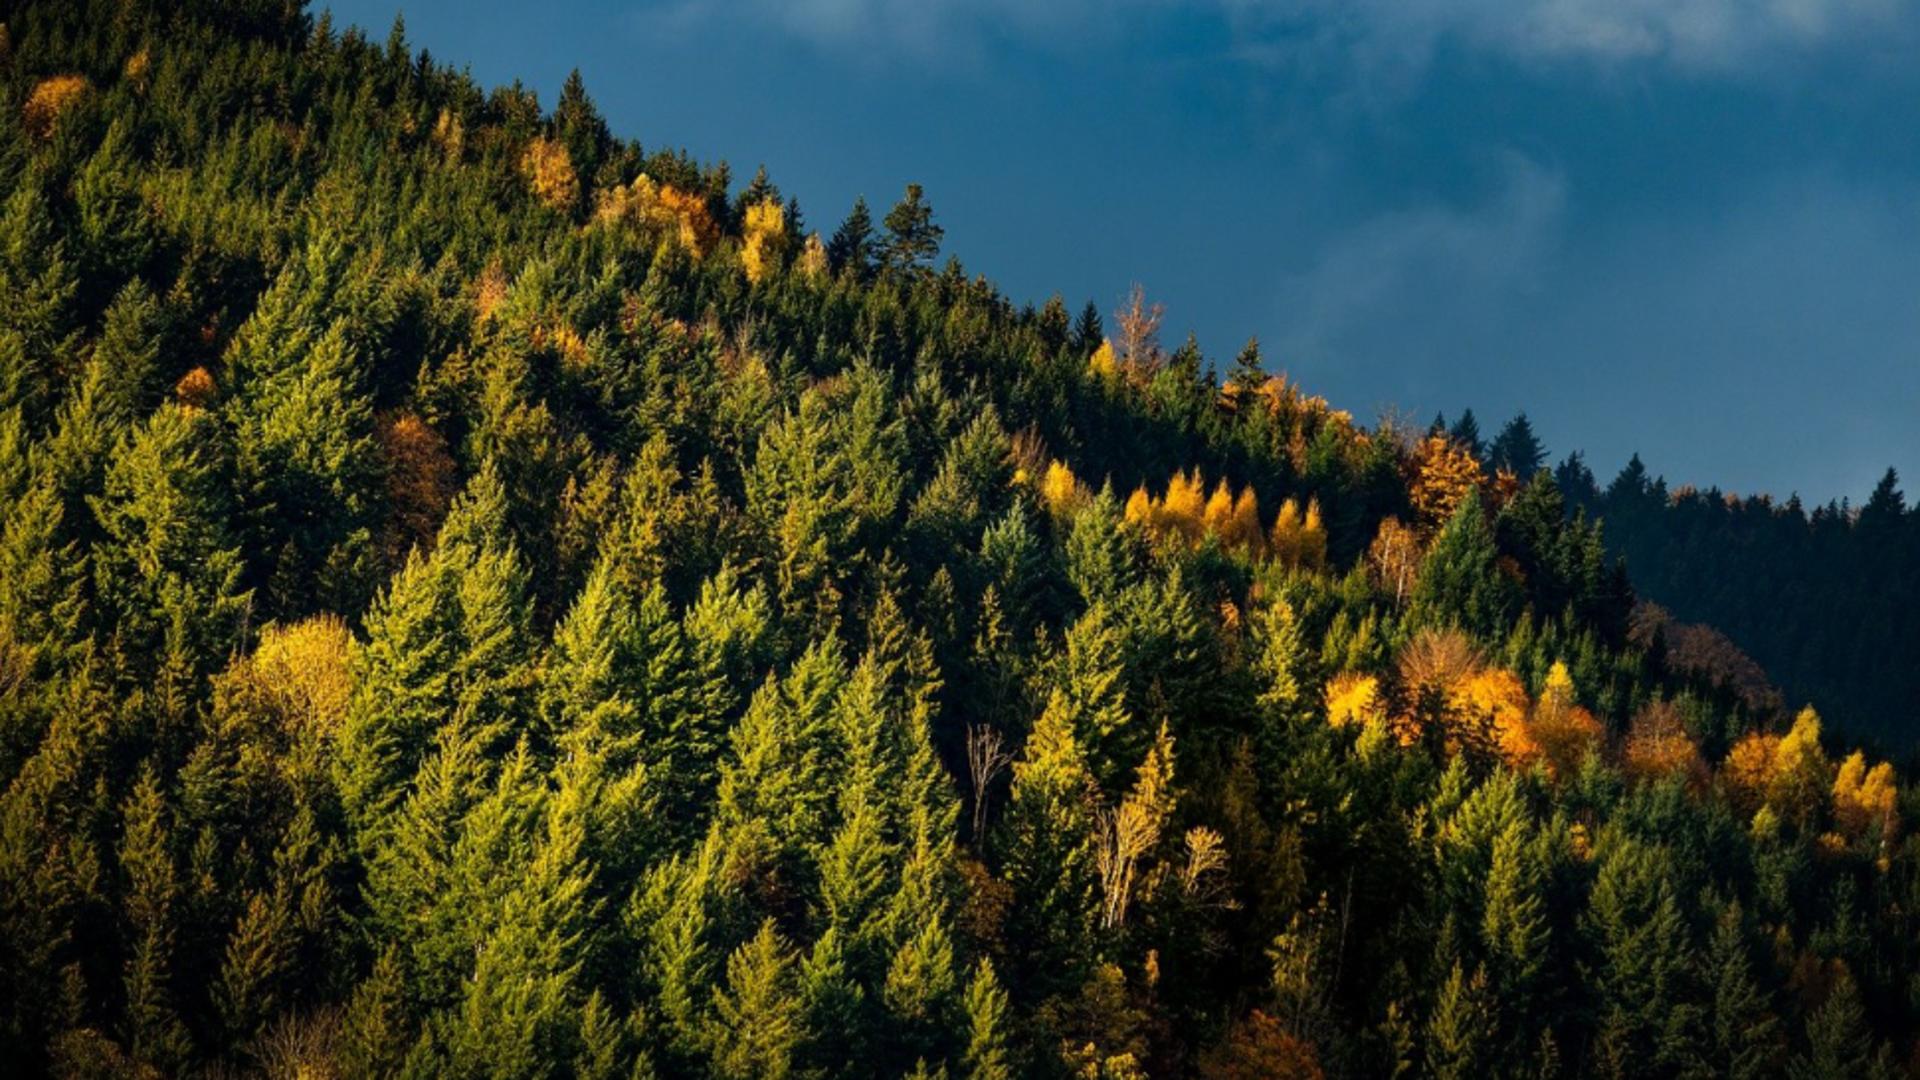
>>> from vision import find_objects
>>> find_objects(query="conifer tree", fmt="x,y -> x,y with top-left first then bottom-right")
881,183 -> 943,275
119,765 -> 193,1072
1488,414 -> 1546,479
961,958 -> 1014,1080
1789,968 -> 1896,1080
90,402 -> 250,697
828,197 -> 877,280
1408,493 -> 1519,638
1705,902 -> 1780,1080
1000,691 -> 1098,993
709,920 -> 806,1080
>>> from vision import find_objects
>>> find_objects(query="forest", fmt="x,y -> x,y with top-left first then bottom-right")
0,1 -> 1917,1076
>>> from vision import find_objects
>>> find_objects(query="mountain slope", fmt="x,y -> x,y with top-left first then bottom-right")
0,3 -> 1914,1076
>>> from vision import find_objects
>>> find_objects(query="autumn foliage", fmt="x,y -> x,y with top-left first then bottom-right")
23,74 -> 89,138
741,199 -> 789,284
595,173 -> 721,256
1409,433 -> 1484,535
520,135 -> 579,212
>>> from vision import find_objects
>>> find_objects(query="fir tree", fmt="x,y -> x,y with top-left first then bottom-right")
881,183 -> 943,275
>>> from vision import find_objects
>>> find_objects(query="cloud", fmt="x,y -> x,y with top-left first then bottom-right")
1271,163 -> 1920,498
641,0 -> 1125,61
1273,152 -> 1567,380
644,0 -> 1910,74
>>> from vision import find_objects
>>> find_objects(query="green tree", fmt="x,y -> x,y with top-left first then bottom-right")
709,920 -> 806,1080
1705,902 -> 1781,1080
1487,414 -> 1545,478
961,957 -> 1014,1080
828,196 -> 877,280
881,183 -> 943,275
1408,492 -> 1519,639
90,402 -> 251,704
1789,968 -> 1897,1080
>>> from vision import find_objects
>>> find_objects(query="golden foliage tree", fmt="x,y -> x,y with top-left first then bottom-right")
1324,672 -> 1384,730
1366,516 -> 1422,606
1409,434 -> 1484,535
243,615 -> 355,736
24,74 -> 89,139
1622,700 -> 1706,789
798,232 -> 829,280
741,199 -> 789,284
1721,707 -> 1832,829
376,412 -> 458,567
594,174 -> 719,256
1040,459 -> 1092,519
1269,497 -> 1326,571
520,136 -> 579,213
1831,751 -> 1898,843
1529,661 -> 1603,781
1454,668 -> 1536,768
1161,470 -> 1205,542
174,366 -> 219,408
1087,339 -> 1119,382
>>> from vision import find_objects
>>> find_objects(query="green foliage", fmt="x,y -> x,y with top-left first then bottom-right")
0,5 -> 1909,1076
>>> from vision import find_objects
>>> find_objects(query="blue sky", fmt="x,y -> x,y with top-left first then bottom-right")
324,0 -> 1920,502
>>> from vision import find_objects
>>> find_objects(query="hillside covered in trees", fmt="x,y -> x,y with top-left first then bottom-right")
1562,456 -> 1918,754
1,2 -> 1917,1077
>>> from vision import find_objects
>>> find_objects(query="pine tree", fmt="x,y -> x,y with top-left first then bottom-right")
119,765 -> 193,1071
961,958 -> 1013,1080
90,402 -> 251,698
1228,337 -> 1265,401
881,183 -> 943,275
1705,902 -> 1780,1080
828,196 -> 877,280
1449,410 -> 1485,461
1071,301 -> 1105,356
1789,968 -> 1897,1080
1488,414 -> 1546,478
709,920 -> 805,1080
1425,962 -> 1492,1080
1408,493 -> 1519,639
999,691 -> 1098,994
0,184 -> 81,423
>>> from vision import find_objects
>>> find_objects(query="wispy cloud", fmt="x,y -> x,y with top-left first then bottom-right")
1274,151 -> 1566,376
640,0 -> 1130,61
641,0 -> 1911,76
1224,0 -> 1909,76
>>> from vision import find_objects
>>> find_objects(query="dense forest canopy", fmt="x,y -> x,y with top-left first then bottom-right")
0,1 -> 1916,1077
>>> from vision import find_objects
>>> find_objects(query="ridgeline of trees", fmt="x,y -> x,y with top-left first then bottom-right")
0,2 -> 1916,1076
1560,454 -> 1919,755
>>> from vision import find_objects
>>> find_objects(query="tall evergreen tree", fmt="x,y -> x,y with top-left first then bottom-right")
881,183 -> 943,275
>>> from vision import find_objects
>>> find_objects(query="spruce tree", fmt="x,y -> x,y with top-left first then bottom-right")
881,183 -> 943,275
827,197 -> 876,280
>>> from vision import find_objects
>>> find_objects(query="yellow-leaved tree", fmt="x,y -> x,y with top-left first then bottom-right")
1831,750 -> 1898,843
520,136 -> 579,213
1270,497 -> 1327,571
1623,700 -> 1706,790
1528,661 -> 1604,780
24,74 -> 89,139
1038,459 -> 1093,520
1409,433 -> 1484,535
741,199 -> 789,284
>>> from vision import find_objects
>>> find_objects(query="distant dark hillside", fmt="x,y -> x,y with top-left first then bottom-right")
1558,454 -> 1920,754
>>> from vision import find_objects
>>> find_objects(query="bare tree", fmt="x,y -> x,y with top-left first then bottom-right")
965,723 -> 1012,841
1113,283 -> 1164,372
1095,800 -> 1160,930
